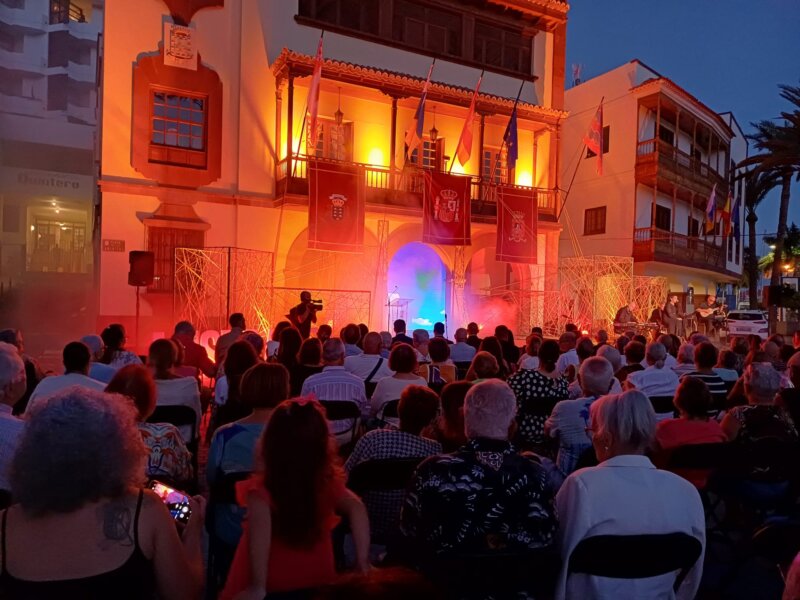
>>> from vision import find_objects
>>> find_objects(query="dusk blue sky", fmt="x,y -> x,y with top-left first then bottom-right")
566,0 -> 800,249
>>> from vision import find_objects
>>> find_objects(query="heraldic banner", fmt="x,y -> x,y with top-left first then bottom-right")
496,185 -> 537,263
422,171 -> 471,245
308,159 -> 364,252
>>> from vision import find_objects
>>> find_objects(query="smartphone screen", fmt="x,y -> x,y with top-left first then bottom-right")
149,481 -> 192,524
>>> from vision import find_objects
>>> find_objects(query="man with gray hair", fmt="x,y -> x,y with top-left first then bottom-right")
0,342 -> 26,491
656,334 -> 678,369
301,338 -> 368,440
545,356 -> 614,476
450,327 -> 476,363
672,343 -> 696,377
401,379 -> 556,556
412,328 -> 431,364
80,334 -> 116,384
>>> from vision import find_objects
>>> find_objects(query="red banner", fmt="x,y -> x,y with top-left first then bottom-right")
308,159 -> 364,252
422,171 -> 471,245
496,186 -> 538,263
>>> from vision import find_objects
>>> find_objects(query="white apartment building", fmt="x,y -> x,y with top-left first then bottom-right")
0,0 -> 102,278
560,60 -> 746,311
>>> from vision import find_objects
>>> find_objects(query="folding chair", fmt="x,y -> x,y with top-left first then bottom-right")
319,400 -> 361,444
648,395 -> 677,417
377,398 -> 400,423
568,533 -> 702,593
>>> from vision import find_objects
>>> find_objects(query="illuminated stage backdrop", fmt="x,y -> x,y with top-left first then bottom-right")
174,247 -> 274,340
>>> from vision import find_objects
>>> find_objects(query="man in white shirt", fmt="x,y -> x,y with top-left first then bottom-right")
545,356 -> 614,476
0,342 -> 26,491
626,343 -> 680,419
344,332 -> 394,381
672,343 -> 696,378
450,328 -> 477,363
555,332 -> 579,378
342,323 -> 364,357
302,338 -> 368,437
80,334 -> 117,384
28,341 -> 106,410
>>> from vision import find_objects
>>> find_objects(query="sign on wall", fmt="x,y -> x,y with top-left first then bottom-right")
164,22 -> 197,70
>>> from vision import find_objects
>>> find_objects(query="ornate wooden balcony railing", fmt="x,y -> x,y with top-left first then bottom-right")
633,227 -> 726,271
276,154 -> 558,220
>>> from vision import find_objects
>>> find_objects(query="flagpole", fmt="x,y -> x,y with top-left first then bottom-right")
448,69 -> 484,174
557,96 -> 603,221
402,58 -> 436,170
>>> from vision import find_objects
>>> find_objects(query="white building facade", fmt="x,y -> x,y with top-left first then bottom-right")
0,0 -> 102,278
559,60 -> 746,311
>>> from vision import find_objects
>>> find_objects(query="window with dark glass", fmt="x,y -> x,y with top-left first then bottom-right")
482,147 -> 508,184
658,125 -> 674,145
586,126 -> 610,158
654,205 -> 671,231
474,20 -> 531,74
2,205 -> 19,233
146,226 -> 204,293
410,138 -> 443,170
583,206 -> 606,236
149,90 -> 207,169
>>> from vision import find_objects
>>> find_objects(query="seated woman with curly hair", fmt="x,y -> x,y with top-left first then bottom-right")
0,388 -> 205,599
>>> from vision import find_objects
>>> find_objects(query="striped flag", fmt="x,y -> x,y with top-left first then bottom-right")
455,73 -> 482,166
721,191 -> 732,236
704,183 -> 717,235
583,100 -> 603,175
307,35 -> 324,151
405,61 -> 435,156
503,106 -> 518,171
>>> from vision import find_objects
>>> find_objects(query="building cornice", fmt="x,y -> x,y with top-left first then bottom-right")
631,78 -> 735,140
486,0 -> 569,26
272,49 -> 567,125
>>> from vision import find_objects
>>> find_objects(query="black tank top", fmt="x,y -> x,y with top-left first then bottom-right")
0,490 -> 156,599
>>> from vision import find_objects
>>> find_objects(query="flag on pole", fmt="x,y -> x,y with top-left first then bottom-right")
503,106 -> 518,171
405,61 -> 435,156
583,100 -> 603,175
732,194 -> 741,239
704,183 -> 717,235
455,73 -> 482,166
307,35 -> 324,152
721,191 -> 732,236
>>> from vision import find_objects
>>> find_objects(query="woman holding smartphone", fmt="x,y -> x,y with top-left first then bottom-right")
222,398 -> 370,600
0,388 -> 205,599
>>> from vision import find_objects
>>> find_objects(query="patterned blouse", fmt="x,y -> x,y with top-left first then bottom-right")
139,422 -> 193,484
728,405 -> 798,443
400,438 -> 556,555
507,369 -> 569,447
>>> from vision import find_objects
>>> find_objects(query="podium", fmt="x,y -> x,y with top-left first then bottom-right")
388,298 -> 413,327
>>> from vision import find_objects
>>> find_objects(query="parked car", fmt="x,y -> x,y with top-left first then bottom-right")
725,310 -> 769,339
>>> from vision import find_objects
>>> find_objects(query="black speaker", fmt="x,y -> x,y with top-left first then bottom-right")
128,251 -> 155,287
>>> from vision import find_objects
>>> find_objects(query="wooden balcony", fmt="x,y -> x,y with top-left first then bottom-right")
276,154 -> 558,223
632,227 -> 732,274
636,138 -> 728,207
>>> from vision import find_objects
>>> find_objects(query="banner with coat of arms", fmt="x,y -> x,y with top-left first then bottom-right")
496,185 -> 537,263
308,159 -> 364,252
422,171 -> 471,245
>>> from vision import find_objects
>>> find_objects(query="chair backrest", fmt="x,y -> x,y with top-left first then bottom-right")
568,533 -> 702,591
347,457 -> 424,495
148,405 -> 198,440
364,381 -> 378,399
208,471 -> 252,506
454,361 -> 472,380
318,399 -> 361,421
378,399 -> 400,421
666,442 -> 730,471
518,396 -> 562,418
648,395 -> 677,416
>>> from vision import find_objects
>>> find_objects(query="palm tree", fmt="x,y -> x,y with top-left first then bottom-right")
742,170 -> 780,307
739,83 -> 800,332
759,223 -> 800,276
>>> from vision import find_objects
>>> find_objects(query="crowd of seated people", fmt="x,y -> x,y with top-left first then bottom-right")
0,315 -> 798,599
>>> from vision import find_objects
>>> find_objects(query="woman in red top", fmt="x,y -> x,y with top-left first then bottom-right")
222,399 -> 370,600
654,377 -> 726,487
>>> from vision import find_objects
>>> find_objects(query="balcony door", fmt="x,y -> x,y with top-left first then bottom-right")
307,117 -> 353,162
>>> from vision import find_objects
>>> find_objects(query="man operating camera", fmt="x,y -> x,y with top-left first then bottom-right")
288,290 -> 322,339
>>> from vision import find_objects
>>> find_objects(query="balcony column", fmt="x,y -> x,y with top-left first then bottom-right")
478,112 -> 486,194
671,187 -> 677,255
674,106 -> 680,149
545,231 -> 559,292
286,70 -> 295,179
275,79 -> 283,180
692,118 -> 697,168
655,95 -> 661,144
532,128 -> 539,187
390,95 -> 398,189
